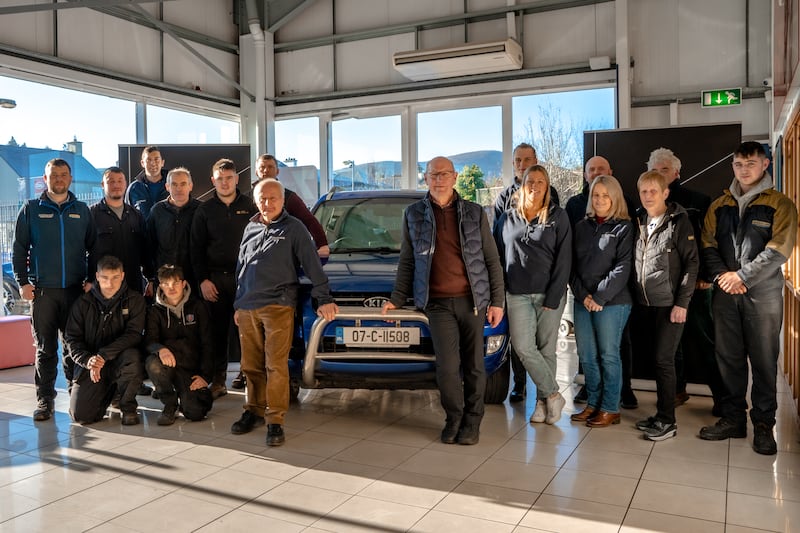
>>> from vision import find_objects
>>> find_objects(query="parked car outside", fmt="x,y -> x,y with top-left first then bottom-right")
2,262 -> 29,316
286,190 -> 511,403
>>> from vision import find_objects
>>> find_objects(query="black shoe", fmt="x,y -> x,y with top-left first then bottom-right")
620,388 -> 638,409
266,424 -> 285,446
635,416 -> 658,431
157,405 -> 177,426
231,410 -> 264,435
456,424 -> 480,445
441,420 -> 460,444
573,385 -> 588,404
753,423 -> 777,455
33,399 -> 54,422
643,420 -> 677,441
231,372 -> 246,390
699,418 -> 746,440
151,389 -> 160,400
674,391 -> 690,407
121,411 -> 140,425
137,384 -> 153,396
509,385 -> 526,403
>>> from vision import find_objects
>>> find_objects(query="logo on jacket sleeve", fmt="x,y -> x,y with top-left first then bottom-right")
185,313 -> 196,324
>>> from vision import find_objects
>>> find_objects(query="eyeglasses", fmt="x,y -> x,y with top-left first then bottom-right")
732,160 -> 761,170
426,170 -> 455,181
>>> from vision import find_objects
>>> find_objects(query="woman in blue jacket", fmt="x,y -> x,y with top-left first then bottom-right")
494,165 -> 572,424
569,175 -> 634,427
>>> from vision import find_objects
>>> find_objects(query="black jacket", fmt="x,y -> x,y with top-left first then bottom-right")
570,216 -> 634,307
147,198 -> 200,285
89,199 -> 151,292
190,190 -> 257,282
64,282 -> 146,369
667,180 -> 712,281
145,287 -> 214,381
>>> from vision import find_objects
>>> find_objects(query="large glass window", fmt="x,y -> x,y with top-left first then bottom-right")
512,88 -> 615,201
275,116 -> 320,204
417,106 -> 502,205
330,115 -> 402,191
146,105 -> 240,144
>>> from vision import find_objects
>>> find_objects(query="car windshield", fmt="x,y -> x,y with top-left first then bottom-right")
314,196 -> 415,254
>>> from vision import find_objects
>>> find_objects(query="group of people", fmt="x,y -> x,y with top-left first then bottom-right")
12,147 -> 333,446
489,141 -> 796,454
12,140 -> 797,455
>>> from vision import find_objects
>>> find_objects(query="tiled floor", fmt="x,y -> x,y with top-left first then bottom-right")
1,342 -> 799,532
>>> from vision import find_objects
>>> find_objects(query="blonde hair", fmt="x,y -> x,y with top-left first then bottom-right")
515,165 -> 551,224
637,169 -> 668,191
586,175 -> 630,221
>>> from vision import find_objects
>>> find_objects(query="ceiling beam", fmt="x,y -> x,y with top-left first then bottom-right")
0,0 -> 177,16
128,3 -> 254,101
267,0 -> 317,33
274,0 -> 612,51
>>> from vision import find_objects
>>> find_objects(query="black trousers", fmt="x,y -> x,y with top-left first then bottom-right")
632,305 -> 684,424
425,296 -> 486,427
713,287 -> 783,428
69,347 -> 144,424
31,286 -> 82,402
676,288 -> 726,401
145,355 -> 213,421
206,271 -> 241,378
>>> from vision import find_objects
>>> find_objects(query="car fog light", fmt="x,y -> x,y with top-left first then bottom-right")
486,334 -> 505,355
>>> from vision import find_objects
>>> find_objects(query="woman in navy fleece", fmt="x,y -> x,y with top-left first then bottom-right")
569,175 -> 634,428
494,165 -> 572,425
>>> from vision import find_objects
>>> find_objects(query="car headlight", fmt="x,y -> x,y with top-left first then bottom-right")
486,334 -> 505,355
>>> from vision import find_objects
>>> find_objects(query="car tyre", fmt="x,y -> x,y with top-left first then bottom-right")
558,319 -> 573,338
483,358 -> 510,404
2,279 -> 23,316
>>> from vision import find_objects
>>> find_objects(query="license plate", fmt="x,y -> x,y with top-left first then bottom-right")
336,327 -> 420,347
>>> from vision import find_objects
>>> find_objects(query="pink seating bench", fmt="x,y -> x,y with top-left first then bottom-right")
0,315 -> 35,369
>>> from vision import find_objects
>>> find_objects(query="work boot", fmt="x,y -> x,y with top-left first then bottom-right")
753,423 -> 777,455
157,404 -> 178,426
231,371 -> 246,390
699,418 -> 746,440
267,424 -> 285,446
231,409 -> 264,435
33,399 -> 54,422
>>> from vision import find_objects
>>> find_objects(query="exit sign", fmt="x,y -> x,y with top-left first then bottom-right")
701,88 -> 742,107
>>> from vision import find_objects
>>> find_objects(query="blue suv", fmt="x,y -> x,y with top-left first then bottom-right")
287,190 -> 511,403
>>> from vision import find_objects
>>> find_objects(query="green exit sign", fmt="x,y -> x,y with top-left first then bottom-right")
701,88 -> 742,107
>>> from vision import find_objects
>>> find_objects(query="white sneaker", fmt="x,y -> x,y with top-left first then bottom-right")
545,393 -> 566,424
530,400 -> 546,423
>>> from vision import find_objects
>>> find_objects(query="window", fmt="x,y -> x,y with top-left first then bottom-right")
331,115 -> 402,191
275,116 -> 320,205
512,88 -> 615,201
146,105 -> 240,144
417,106 -> 502,205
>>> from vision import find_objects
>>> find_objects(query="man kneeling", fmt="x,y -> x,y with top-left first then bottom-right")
65,255 -> 147,425
145,264 -> 214,425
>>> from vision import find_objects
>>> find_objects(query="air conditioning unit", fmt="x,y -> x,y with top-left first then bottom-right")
393,38 -> 523,81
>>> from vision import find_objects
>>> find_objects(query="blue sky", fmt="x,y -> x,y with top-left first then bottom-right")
1,73 -> 614,173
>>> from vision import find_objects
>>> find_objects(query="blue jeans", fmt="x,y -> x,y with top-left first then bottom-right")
506,292 -> 566,399
573,302 -> 631,414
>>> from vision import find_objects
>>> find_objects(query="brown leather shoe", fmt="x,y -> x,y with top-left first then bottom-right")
570,407 -> 598,422
586,411 -> 621,427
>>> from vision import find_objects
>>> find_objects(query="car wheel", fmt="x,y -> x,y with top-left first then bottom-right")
2,279 -> 22,316
483,358 -> 510,404
558,319 -> 573,338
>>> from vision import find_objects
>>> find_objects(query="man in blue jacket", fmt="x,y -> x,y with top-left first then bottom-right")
384,156 -> 505,446
125,146 -> 168,219
231,178 -> 338,446
12,158 -> 96,421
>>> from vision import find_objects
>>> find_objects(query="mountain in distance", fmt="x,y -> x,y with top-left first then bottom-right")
332,150 -> 504,181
